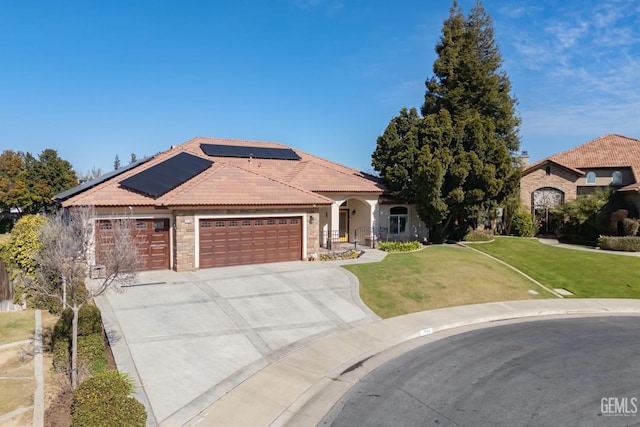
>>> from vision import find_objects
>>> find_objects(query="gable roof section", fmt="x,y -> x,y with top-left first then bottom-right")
524,134 -> 640,180
58,136 -> 383,208
522,158 -> 584,177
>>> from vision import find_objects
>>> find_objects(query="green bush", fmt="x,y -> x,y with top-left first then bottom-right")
78,333 -> 107,374
463,229 -> 494,242
598,236 -> 640,252
52,305 -> 106,374
0,214 -> 46,277
622,218 -> 640,236
510,211 -> 536,237
378,241 -> 422,252
72,371 -> 147,427
52,339 -> 70,373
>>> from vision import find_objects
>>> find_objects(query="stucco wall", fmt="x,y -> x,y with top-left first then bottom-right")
378,204 -> 428,242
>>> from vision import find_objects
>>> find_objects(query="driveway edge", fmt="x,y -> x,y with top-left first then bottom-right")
186,299 -> 640,427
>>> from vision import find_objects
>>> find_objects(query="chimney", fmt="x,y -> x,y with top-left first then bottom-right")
519,150 -> 529,167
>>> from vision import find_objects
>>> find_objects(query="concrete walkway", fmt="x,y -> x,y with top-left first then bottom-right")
96,249 -> 387,427
33,310 -> 44,427
538,237 -> 640,256
191,299 -> 640,426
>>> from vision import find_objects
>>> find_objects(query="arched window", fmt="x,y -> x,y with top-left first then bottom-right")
586,171 -> 596,184
389,206 -> 408,235
612,171 -> 622,185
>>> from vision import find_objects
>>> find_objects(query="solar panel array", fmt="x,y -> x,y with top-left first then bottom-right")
200,143 -> 301,160
120,152 -> 213,198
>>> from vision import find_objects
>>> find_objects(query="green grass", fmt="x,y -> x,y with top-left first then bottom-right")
469,237 -> 640,298
345,245 -> 550,318
0,311 -> 34,345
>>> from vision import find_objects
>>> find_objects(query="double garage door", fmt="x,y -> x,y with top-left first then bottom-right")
95,219 -> 170,271
199,217 -> 302,268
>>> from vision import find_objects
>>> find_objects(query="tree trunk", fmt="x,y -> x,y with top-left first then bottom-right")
71,304 -> 79,389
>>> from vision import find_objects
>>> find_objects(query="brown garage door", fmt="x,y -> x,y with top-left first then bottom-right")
95,219 -> 170,271
199,217 -> 302,268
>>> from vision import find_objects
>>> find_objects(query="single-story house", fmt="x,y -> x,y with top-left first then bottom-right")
54,137 -> 428,271
520,134 -> 640,232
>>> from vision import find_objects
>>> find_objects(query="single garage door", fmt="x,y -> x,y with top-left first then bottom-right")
95,219 -> 170,271
199,217 -> 302,268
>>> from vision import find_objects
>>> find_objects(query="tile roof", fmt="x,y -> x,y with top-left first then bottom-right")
524,134 -> 640,180
59,137 -> 384,208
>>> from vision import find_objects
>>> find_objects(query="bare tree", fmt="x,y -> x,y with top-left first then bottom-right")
33,206 -> 139,389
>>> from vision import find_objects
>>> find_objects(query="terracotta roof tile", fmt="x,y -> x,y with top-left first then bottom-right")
60,136 -> 383,208
524,134 -> 640,180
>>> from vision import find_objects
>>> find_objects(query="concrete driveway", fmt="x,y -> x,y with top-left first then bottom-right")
95,257 -> 381,426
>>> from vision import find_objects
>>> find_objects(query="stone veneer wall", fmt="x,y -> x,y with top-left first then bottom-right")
520,166 -> 579,213
173,208 -> 319,271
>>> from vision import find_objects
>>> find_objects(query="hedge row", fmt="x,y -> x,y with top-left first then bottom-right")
598,236 -> 640,252
462,230 -> 494,242
52,305 -> 106,375
378,241 -> 422,252
72,370 -> 146,427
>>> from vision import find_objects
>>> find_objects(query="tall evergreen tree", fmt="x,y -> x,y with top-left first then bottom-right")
372,1 -> 521,242
114,154 -> 121,170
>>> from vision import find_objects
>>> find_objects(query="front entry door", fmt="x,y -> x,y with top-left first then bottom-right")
339,210 -> 349,242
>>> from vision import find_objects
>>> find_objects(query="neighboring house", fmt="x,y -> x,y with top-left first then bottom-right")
520,134 -> 640,233
54,137 -> 428,271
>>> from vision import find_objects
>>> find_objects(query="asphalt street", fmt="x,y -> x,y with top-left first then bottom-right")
320,316 -> 640,427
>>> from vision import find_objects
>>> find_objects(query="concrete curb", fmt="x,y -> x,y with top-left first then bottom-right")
186,299 -> 640,426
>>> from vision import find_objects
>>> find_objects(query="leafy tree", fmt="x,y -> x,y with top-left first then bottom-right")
372,1 -> 521,242
0,149 -> 77,214
114,154 -> 121,170
31,207 -> 139,389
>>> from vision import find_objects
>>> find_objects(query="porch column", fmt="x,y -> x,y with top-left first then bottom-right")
330,202 -> 340,236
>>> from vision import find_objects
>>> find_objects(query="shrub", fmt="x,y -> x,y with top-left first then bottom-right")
598,236 -> 640,252
622,218 -> 640,236
78,333 -> 107,374
52,305 -> 106,374
72,371 -> 147,427
378,241 -> 422,252
510,211 -> 536,237
0,214 -> 46,277
463,229 -> 494,242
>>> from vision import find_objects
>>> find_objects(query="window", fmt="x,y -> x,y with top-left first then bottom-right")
136,222 -> 148,230
612,171 -> 622,185
545,165 -> 551,175
255,220 -> 263,226
154,220 -> 167,231
279,219 -> 287,225
267,219 -> 276,225
586,171 -> 596,184
291,218 -> 299,225
242,220 -> 251,226
389,206 -> 408,235
201,221 -> 212,228
229,220 -> 238,227
100,222 -> 113,230
215,221 -> 225,228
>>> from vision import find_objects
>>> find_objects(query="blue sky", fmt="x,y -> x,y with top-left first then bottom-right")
2,0 -> 639,176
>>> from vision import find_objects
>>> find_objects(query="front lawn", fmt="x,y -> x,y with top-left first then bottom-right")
345,245 -> 550,318
469,237 -> 640,298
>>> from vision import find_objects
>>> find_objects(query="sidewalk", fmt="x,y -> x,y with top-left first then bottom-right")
538,237 -> 640,256
186,298 -> 640,427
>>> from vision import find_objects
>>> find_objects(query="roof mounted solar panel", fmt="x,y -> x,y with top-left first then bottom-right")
120,152 -> 213,198
200,143 -> 301,160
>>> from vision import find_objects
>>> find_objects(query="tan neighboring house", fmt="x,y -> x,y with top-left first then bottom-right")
54,137 -> 428,271
520,134 -> 640,233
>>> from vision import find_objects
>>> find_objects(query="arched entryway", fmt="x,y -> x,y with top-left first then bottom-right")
532,187 -> 564,234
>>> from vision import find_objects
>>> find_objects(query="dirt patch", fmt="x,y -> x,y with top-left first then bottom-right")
44,389 -> 73,427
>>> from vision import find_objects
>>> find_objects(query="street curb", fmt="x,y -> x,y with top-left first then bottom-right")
187,299 -> 640,426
